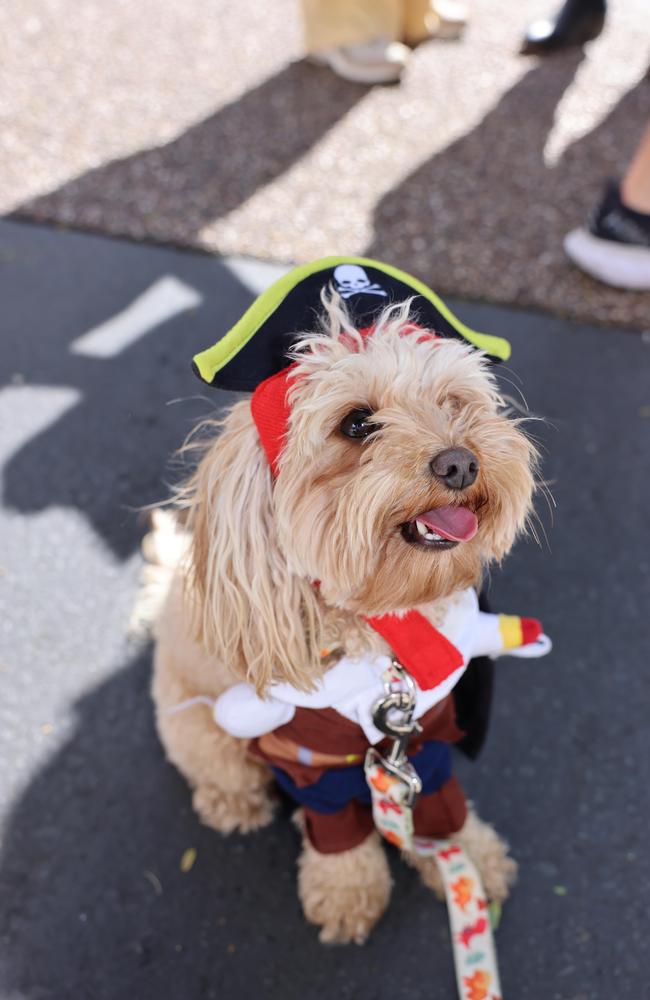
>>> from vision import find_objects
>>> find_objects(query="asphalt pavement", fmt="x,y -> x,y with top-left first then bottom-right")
0,219 -> 649,1000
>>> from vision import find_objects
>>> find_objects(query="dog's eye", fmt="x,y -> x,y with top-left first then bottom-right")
340,408 -> 379,440
439,393 -> 463,415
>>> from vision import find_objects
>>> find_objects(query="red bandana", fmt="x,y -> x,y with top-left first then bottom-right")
250,327 -> 465,692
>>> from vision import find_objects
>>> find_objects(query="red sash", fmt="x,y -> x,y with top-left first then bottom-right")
365,610 -> 463,691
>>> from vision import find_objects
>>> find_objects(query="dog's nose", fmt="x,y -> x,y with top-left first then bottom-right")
430,447 -> 479,490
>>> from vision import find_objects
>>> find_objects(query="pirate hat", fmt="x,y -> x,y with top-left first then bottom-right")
192,256 -> 511,392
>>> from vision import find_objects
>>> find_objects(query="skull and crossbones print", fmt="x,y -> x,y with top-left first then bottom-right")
332,264 -> 388,300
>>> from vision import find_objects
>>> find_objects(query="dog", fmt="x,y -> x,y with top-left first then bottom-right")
149,268 -> 543,946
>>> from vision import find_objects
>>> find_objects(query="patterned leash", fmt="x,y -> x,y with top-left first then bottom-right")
365,661 -> 503,1000
414,837 -> 502,1000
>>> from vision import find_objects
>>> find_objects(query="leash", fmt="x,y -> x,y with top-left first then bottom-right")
168,664 -> 505,997
414,837 -> 502,1000
366,660 -> 503,1000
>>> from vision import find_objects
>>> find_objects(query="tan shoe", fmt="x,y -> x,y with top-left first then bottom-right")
312,38 -> 410,84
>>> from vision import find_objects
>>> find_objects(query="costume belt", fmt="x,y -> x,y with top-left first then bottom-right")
257,731 -> 363,768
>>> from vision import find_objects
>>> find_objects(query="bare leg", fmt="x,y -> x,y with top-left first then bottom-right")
564,121 -> 650,289
621,124 -> 650,214
302,0 -> 408,84
302,0 -> 402,53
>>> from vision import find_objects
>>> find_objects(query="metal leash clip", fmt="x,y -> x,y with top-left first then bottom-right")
365,659 -> 423,807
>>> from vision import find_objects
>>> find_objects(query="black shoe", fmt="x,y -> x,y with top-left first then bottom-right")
521,0 -> 606,55
564,182 -> 650,290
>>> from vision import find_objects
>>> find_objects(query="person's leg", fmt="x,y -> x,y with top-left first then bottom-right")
621,124 -> 650,214
522,0 -> 606,55
302,0 -> 409,84
564,123 -> 650,290
302,0 -> 401,53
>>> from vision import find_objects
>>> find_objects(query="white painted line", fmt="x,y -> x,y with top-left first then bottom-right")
70,276 -> 203,358
0,385 -> 82,465
224,256 -> 290,297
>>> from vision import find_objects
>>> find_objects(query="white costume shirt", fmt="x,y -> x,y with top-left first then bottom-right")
214,587 -> 551,744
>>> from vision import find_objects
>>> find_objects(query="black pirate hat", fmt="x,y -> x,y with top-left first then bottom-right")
192,256 -> 511,392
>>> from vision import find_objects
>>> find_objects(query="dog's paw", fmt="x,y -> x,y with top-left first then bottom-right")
192,783 -> 275,834
456,809 -> 518,903
475,847 -> 518,904
298,833 -> 392,945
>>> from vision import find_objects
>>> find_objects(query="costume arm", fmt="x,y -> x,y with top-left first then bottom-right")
213,684 -> 295,738
471,612 -> 552,659
215,651 -> 393,740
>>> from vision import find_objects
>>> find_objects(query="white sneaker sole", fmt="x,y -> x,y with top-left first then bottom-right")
309,50 -> 405,85
564,228 -> 650,291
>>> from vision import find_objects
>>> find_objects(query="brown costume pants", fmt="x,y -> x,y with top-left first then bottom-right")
303,775 -> 467,854
251,698 -> 467,854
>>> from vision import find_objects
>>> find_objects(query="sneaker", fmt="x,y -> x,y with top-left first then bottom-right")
311,39 -> 410,84
564,182 -> 650,290
430,0 -> 468,40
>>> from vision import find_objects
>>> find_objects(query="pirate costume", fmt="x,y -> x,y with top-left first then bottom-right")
191,257 -> 551,853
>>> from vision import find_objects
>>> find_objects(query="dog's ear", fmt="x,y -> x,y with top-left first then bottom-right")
181,400 -> 323,694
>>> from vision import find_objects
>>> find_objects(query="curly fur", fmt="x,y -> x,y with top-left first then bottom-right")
404,806 -> 518,903
172,403 -> 324,694
276,297 -> 536,619
150,294 -> 538,942
298,831 -> 392,945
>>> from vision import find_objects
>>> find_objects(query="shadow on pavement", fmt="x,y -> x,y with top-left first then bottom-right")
16,60 -> 368,245
8,46 -> 650,328
1,224 -> 251,557
2,60 -> 368,559
0,649 -> 462,1000
367,53 -> 650,324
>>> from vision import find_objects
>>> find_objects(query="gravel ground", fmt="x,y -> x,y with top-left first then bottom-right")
1,220 -> 650,999
3,0 -> 649,328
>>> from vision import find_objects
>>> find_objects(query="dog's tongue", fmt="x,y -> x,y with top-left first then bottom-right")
418,506 -> 478,542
